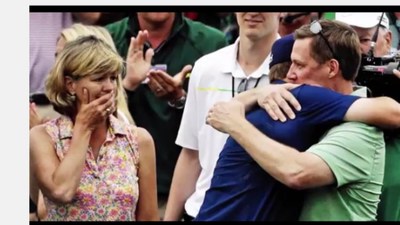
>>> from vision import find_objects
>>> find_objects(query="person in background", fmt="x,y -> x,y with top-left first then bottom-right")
30,12 -> 101,95
335,12 -> 395,57
95,13 -> 130,26
164,12 -> 280,221
106,12 -> 228,219
387,12 -> 400,50
30,35 -> 158,221
184,12 -> 239,44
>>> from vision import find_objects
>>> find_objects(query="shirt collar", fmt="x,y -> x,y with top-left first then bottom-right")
57,115 -> 127,140
221,38 -> 240,74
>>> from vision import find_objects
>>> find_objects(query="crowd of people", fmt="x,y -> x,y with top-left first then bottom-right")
29,12 -> 400,221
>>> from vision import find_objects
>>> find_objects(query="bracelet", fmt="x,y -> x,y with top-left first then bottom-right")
167,95 -> 186,109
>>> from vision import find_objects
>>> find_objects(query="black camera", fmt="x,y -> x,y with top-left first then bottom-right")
355,51 -> 400,103
355,52 -> 400,138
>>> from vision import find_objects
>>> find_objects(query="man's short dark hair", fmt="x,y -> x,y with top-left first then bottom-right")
295,19 -> 362,81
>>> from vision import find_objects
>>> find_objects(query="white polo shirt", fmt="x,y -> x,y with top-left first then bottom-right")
175,37 -> 277,217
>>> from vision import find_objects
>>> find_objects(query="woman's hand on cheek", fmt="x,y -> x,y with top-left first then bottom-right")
75,88 -> 114,131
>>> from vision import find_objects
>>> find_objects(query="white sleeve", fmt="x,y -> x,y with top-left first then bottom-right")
175,61 -> 202,151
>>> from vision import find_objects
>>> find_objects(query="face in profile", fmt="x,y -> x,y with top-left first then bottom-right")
235,12 -> 279,41
286,38 -> 331,88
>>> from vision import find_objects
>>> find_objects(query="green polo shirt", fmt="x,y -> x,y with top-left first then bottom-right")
106,14 -> 227,195
299,122 -> 385,221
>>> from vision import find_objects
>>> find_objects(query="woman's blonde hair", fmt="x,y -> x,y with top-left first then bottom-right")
47,23 -> 134,124
60,23 -> 117,51
45,35 -> 124,119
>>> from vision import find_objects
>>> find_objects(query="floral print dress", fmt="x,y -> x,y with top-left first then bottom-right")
42,115 -> 140,221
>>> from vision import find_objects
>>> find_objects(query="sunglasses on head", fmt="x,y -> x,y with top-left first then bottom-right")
310,20 -> 341,67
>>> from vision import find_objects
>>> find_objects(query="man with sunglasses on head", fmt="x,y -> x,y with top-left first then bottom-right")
204,19 -> 400,221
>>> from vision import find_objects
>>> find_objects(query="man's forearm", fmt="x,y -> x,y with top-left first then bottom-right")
345,97 -> 400,129
227,119 -> 302,183
227,118 -> 312,189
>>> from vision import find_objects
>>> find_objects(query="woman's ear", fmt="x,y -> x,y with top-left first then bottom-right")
65,76 -> 76,95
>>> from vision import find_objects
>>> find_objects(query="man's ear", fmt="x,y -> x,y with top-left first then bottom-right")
383,30 -> 393,49
65,76 -> 76,95
328,59 -> 340,79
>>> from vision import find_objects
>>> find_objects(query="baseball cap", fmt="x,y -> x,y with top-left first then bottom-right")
335,13 -> 389,29
269,34 -> 295,69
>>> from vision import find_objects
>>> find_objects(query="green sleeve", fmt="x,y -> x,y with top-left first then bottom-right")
307,122 -> 385,187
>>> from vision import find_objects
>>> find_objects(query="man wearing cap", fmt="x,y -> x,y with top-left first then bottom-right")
336,12 -> 400,222
335,12 -> 395,57
205,20 -> 400,221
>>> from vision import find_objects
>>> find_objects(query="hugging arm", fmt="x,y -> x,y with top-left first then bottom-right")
207,100 -> 334,190
207,86 -> 386,190
344,97 -> 400,129
261,84 -> 400,129
233,83 -> 301,116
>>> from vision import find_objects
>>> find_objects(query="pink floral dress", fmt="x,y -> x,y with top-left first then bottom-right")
42,115 -> 140,221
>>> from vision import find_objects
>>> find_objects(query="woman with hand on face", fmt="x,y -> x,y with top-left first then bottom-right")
29,24 -> 135,133
57,23 -> 135,125
29,35 -> 158,221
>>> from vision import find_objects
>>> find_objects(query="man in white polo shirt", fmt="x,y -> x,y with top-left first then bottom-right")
164,13 -> 280,221
335,12 -> 395,57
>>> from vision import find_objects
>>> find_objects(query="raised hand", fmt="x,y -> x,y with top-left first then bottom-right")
123,30 -> 154,91
147,64 -> 192,100
258,83 -> 301,122
75,88 -> 115,131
